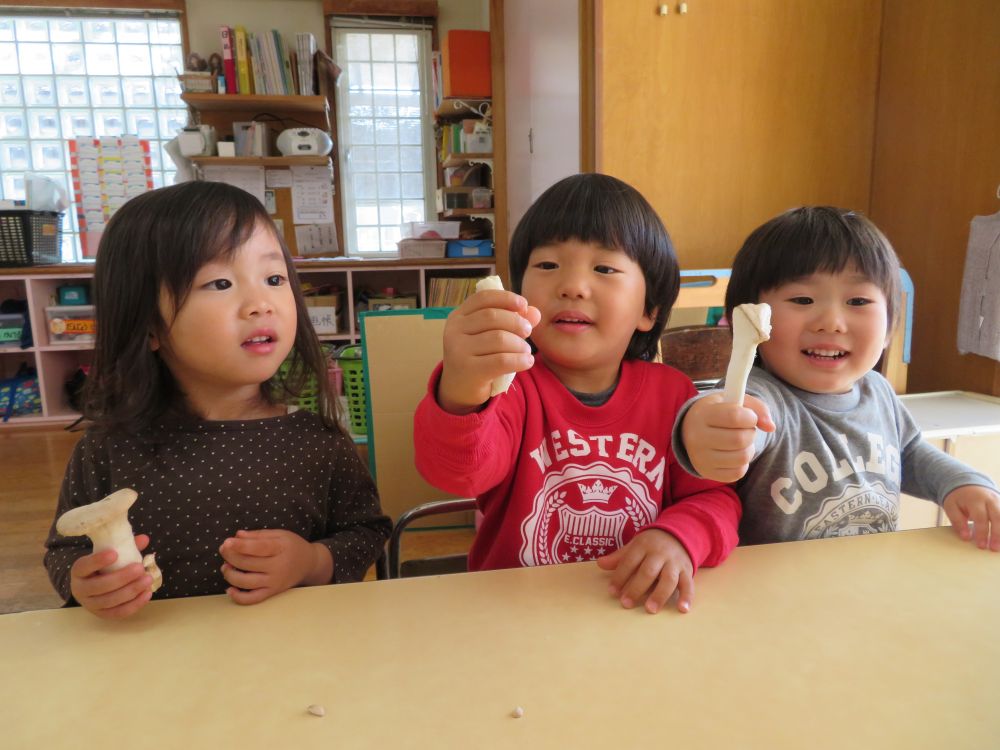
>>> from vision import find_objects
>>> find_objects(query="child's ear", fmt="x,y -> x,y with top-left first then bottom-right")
637,305 -> 660,333
149,331 -> 160,351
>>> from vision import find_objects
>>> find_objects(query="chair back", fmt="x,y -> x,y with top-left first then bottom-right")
360,308 -> 472,525
659,325 -> 732,389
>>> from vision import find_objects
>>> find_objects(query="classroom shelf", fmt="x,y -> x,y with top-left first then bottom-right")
0,257 -> 495,428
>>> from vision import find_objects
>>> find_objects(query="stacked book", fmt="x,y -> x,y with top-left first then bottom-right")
427,276 -> 486,308
219,27 -> 318,96
296,33 -> 317,95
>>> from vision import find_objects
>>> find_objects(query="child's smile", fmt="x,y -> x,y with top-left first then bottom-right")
521,239 -> 655,393
241,328 -> 280,354
757,268 -> 889,394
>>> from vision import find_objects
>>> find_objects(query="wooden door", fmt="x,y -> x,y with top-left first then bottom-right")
594,0 -> 882,268
869,0 -> 1000,395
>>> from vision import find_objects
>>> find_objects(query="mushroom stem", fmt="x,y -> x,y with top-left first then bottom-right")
56,488 -> 163,591
722,303 -> 771,405
88,521 -> 143,570
475,274 -> 517,396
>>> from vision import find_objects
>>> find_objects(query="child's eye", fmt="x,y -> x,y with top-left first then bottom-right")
788,296 -> 812,305
533,261 -> 558,270
594,265 -> 618,275
847,297 -> 872,306
267,274 -> 286,286
205,279 -> 232,290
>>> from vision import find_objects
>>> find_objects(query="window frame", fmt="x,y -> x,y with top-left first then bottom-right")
331,19 -> 437,257
0,1 -> 189,262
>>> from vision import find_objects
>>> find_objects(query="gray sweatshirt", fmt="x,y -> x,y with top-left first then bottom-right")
673,367 -> 997,545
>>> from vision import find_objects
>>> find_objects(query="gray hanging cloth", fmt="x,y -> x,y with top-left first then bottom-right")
957,210 -> 1000,360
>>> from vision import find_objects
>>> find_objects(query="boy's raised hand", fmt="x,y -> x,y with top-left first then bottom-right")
69,533 -> 154,619
681,393 -> 775,482
942,485 -> 1000,552
219,529 -> 333,605
437,288 -> 540,414
597,529 -> 694,614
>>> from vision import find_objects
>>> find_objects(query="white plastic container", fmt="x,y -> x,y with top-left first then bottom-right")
399,221 -> 461,240
46,304 -> 96,343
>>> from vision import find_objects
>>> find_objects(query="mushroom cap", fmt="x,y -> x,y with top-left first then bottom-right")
735,303 -> 772,342
56,488 -> 139,537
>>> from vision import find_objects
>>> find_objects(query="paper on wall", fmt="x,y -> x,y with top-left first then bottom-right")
265,169 -> 292,188
294,223 -> 339,257
202,165 -> 266,207
291,165 -> 334,224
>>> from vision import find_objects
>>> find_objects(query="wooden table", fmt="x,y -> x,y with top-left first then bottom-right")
1,527 -> 997,748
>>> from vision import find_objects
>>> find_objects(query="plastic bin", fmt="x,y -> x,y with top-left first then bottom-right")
337,345 -> 367,435
46,305 -> 96,343
0,313 -> 25,344
446,239 -> 494,258
0,210 -> 62,267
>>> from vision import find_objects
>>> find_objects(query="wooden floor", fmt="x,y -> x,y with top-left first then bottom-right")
0,426 -> 475,615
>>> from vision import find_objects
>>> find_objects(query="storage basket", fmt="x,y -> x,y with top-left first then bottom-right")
0,211 -> 62,267
274,360 -> 319,414
337,344 -> 367,435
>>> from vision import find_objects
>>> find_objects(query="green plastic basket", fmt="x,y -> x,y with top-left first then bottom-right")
337,345 -> 366,434
274,361 -> 319,414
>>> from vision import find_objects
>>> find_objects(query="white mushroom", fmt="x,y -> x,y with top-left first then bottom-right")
307,704 -> 326,717
511,706 -> 525,719
476,274 -> 517,396
722,303 -> 771,405
56,488 -> 163,592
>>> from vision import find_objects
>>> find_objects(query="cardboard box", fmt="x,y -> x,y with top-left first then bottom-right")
446,239 -> 494,258
442,30 -> 491,97
307,306 -> 339,334
305,294 -> 340,334
367,295 -> 417,311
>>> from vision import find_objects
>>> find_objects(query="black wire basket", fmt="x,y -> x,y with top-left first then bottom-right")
0,210 -> 63,267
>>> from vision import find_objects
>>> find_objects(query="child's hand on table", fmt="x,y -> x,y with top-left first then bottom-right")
70,533 -> 153,619
942,486 -> 1000,551
219,529 -> 333,604
597,529 -> 695,614
437,288 -> 540,415
681,392 -> 775,482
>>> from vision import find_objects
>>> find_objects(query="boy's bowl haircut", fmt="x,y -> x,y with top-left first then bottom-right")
507,173 -> 680,361
724,206 -> 902,335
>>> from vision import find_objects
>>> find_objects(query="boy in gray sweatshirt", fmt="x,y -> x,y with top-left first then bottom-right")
674,206 -> 1000,548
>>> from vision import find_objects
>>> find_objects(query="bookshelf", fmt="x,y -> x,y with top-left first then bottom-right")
180,92 -> 342,256
434,97 -> 495,251
0,258 -> 494,428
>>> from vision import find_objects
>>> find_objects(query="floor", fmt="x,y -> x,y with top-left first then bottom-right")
0,426 -> 475,615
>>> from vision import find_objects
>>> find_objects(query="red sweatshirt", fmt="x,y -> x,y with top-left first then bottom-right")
414,359 -> 740,572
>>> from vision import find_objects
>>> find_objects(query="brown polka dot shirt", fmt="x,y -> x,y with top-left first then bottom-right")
44,410 -> 390,602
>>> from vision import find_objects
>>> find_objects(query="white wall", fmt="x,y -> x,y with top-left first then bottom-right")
504,0 -> 580,238
185,0 -> 486,57
186,0 -> 324,57
437,0 -> 489,36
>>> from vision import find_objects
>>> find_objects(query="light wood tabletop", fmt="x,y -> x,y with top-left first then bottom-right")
1,526 -> 997,749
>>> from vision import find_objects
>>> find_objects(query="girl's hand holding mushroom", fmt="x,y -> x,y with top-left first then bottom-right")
69,534 -> 155,619
219,529 -> 334,605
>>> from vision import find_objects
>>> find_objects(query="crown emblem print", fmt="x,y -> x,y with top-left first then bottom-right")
578,480 -> 616,504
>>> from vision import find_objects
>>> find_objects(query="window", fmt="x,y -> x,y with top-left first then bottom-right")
0,12 -> 187,261
331,19 -> 436,256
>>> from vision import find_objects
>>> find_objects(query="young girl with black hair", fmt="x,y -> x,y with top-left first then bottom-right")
414,173 -> 741,614
44,181 -> 389,619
